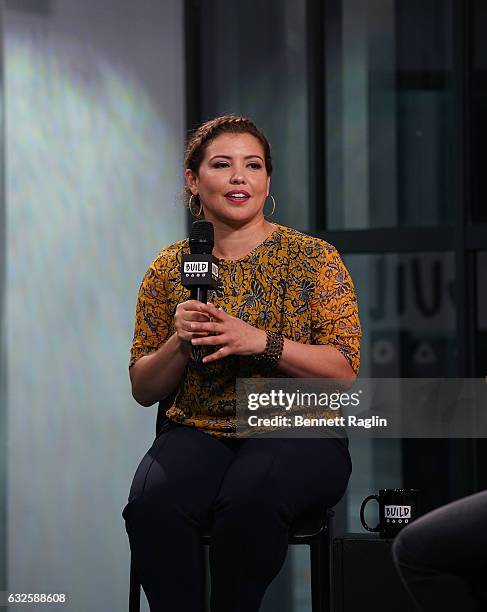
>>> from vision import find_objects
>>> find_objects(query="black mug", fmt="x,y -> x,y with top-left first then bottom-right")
360,488 -> 420,538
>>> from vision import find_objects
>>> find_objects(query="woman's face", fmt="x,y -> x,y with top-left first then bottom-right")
186,132 -> 270,226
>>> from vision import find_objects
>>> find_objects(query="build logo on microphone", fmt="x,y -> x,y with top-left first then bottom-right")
183,261 -> 209,276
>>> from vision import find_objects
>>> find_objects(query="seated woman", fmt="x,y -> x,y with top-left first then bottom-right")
122,114 -> 362,612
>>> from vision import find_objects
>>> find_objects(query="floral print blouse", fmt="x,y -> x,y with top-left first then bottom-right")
129,223 -> 361,438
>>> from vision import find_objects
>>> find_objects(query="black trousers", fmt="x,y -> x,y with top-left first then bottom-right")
122,420 -> 352,612
392,490 -> 487,611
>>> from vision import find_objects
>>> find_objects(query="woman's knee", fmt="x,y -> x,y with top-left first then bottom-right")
392,521 -> 430,571
123,428 -> 234,527
123,462 -> 213,532
392,527 -> 414,569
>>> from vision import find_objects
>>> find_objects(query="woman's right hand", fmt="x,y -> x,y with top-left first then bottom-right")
174,300 -> 211,343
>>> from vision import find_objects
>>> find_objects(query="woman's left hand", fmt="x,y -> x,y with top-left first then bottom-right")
190,302 -> 267,363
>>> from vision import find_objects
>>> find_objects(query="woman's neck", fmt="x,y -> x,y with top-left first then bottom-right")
209,218 -> 277,261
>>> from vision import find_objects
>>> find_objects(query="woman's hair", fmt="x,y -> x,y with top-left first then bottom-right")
184,114 -> 272,212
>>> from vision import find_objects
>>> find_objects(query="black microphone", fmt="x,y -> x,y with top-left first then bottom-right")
181,220 -> 219,303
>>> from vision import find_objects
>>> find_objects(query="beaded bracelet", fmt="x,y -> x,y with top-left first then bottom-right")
254,331 -> 284,366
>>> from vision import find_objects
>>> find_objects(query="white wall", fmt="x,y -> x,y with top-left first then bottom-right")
4,1 -> 185,609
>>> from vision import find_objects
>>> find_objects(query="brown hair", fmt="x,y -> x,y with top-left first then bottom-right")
184,115 -> 272,214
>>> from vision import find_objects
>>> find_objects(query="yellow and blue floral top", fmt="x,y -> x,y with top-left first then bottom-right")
129,223 -> 361,437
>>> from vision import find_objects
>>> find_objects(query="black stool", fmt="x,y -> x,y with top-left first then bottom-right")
128,506 -> 334,612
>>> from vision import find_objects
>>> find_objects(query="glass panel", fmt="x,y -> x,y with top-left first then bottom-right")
199,0 -> 309,231
342,251 -> 457,530
325,0 -> 454,229
476,253 -> 487,493
477,252 -> 487,375
472,1 -> 487,223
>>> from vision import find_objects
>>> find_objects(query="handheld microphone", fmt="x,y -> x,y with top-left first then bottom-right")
181,220 -> 219,302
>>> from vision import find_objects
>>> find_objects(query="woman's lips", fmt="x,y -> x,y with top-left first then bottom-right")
225,191 -> 250,204
225,195 -> 250,203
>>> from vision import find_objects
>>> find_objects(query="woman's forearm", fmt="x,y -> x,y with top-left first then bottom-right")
129,332 -> 192,407
276,338 -> 356,381
190,303 -> 357,381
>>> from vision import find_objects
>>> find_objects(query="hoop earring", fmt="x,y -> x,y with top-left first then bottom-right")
189,194 -> 203,218
264,195 -> 276,217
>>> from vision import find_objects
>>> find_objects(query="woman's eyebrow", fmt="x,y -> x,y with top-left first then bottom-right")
208,154 -> 264,161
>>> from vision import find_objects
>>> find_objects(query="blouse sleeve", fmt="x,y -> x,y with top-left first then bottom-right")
311,247 -> 362,375
129,256 -> 174,369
